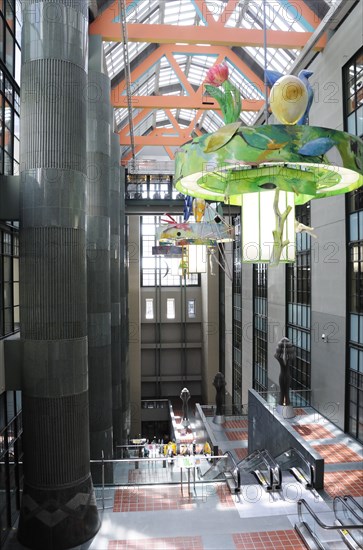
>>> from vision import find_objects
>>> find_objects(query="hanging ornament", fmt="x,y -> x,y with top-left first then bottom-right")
269,75 -> 308,125
192,198 -> 206,222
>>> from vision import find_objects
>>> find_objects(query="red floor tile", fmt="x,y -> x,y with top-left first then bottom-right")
324,470 -> 363,498
113,486 -> 193,512
294,408 -> 308,417
226,431 -> 248,441
216,482 -> 235,508
233,530 -> 305,549
224,419 -> 249,429
293,424 -> 334,440
235,448 -> 248,461
312,443 -> 363,464
109,536 -> 203,549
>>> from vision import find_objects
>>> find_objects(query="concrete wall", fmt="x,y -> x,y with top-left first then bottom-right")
248,390 -> 324,489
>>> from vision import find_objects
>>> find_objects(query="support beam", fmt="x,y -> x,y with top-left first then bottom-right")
90,22 -> 326,50
113,95 -> 264,111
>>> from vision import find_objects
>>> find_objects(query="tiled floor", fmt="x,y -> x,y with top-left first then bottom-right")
235,448 -> 248,460
324,470 -> 363,498
232,530 -> 306,549
293,423 -> 334,439
108,536 -> 203,550
312,443 -> 363,463
224,420 -> 249,429
225,431 -> 249,441
113,486 -> 193,512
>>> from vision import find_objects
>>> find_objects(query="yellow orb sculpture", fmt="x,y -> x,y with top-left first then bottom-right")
270,75 -> 308,125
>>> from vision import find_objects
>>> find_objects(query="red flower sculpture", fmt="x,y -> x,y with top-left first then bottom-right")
203,62 -> 241,124
204,63 -> 229,86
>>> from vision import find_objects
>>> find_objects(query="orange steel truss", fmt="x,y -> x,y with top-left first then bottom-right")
91,0 -> 326,158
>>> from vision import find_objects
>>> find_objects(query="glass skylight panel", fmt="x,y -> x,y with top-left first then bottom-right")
163,1 -> 197,26
126,0 -> 159,24
179,109 -> 196,121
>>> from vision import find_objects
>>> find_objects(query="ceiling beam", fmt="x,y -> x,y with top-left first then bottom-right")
90,22 -> 326,50
113,95 -> 264,111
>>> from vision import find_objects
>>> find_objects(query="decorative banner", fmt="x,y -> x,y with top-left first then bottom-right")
156,221 -> 235,246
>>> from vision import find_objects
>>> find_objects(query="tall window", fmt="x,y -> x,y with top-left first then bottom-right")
344,47 -> 363,138
253,264 -> 268,392
0,0 -> 21,175
345,49 -> 363,443
141,216 -> 199,287
347,189 -> 363,443
286,204 -> 311,403
232,217 -> 242,411
0,224 -> 19,338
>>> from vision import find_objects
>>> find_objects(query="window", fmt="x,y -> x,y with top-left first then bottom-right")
0,224 -> 19,338
253,263 -> 268,393
145,298 -> 154,320
347,187 -> 363,443
166,298 -> 175,320
187,299 -> 196,318
140,216 -> 199,287
286,203 -> 311,403
232,216 -> 242,412
344,47 -> 363,138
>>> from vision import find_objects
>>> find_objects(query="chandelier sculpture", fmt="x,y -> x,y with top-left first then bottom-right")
174,62 -> 363,265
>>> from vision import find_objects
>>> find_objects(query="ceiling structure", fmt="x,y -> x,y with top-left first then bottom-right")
91,0 -> 358,168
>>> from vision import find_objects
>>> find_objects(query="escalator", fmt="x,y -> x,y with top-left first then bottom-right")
333,495 -> 363,549
196,453 -> 229,482
223,449 -> 282,494
295,497 -> 363,549
275,447 -> 315,488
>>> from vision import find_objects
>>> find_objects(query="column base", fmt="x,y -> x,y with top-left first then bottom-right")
276,404 -> 296,419
18,475 -> 100,550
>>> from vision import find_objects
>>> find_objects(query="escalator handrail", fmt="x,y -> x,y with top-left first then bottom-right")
333,496 -> 363,524
260,449 -> 281,489
236,449 -> 261,468
343,495 -> 363,516
282,447 -> 315,487
225,450 -> 241,491
298,499 -> 363,531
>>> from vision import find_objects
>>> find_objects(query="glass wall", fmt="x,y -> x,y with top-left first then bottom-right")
232,216 -> 242,411
286,203 -> 311,402
253,264 -> 268,392
345,48 -> 363,443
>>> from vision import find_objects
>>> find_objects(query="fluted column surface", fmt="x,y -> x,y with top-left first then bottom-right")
18,2 -> 99,548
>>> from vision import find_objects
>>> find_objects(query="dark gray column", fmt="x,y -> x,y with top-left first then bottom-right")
18,2 -> 99,548
110,131 -> 122,451
120,167 -> 131,441
86,68 -> 113,465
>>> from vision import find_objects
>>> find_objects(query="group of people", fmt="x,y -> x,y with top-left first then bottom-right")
142,438 -> 212,461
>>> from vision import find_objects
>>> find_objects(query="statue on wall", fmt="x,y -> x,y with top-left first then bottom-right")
274,337 -> 296,407
180,387 -> 191,427
213,372 -> 226,416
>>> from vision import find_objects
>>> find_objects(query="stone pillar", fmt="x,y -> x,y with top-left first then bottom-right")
18,2 -> 99,548
86,68 -> 113,466
110,131 -> 122,451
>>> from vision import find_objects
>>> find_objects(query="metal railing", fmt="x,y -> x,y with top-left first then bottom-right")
298,498 -> 363,531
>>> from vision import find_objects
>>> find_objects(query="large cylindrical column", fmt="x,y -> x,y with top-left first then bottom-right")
86,69 -> 113,467
18,2 -> 99,548
110,132 -> 122,450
